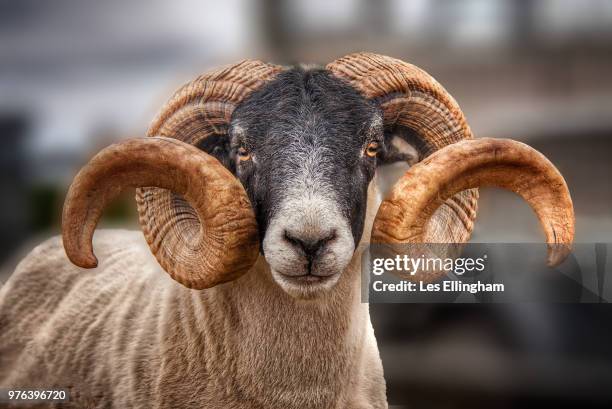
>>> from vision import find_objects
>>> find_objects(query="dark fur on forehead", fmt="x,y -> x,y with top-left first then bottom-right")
231,66 -> 380,143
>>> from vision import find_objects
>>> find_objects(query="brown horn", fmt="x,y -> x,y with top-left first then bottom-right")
372,138 -> 575,268
62,137 -> 259,289
327,52 -> 478,244
132,60 -> 282,287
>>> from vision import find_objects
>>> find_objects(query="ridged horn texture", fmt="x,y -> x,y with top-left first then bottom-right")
62,137 -> 259,289
327,52 -> 479,244
63,60 -> 281,289
372,138 -> 575,268
132,60 -> 282,288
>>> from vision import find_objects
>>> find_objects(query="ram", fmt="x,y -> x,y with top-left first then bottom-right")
0,53 -> 574,408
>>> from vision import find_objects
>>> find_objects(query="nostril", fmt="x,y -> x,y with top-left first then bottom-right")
283,230 -> 337,260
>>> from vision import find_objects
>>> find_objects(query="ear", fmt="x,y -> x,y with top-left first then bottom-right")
376,128 -> 421,199
195,134 -> 236,174
380,127 -> 420,166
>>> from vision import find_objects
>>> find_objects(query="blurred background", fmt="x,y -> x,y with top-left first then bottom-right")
1,0 -> 611,407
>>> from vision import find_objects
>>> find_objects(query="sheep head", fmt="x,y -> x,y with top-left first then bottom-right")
62,53 -> 574,296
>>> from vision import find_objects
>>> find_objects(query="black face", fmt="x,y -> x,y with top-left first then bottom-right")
200,67 -> 389,295
206,67 -> 383,245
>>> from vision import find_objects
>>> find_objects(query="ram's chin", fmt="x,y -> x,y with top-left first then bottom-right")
271,269 -> 342,299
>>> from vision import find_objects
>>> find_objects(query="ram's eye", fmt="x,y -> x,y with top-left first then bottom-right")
237,146 -> 251,161
365,141 -> 379,158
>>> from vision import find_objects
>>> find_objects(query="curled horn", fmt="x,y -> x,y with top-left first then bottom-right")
63,60 -> 283,289
62,137 -> 258,289
372,138 -> 574,280
328,52 -> 479,245
328,53 -> 574,277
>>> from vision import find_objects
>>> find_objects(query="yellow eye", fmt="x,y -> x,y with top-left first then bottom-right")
365,141 -> 379,158
237,146 -> 251,161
